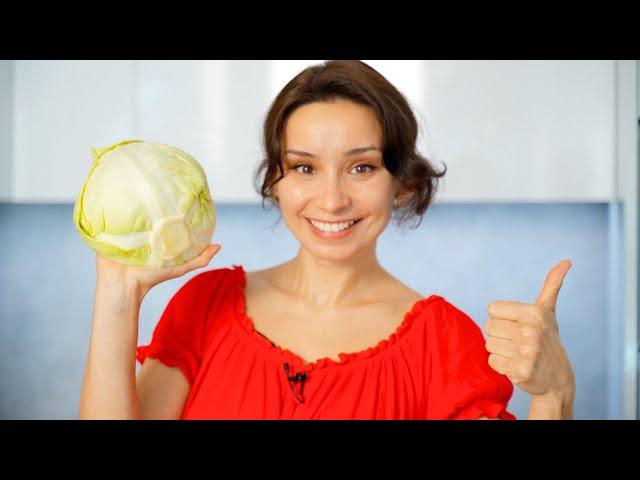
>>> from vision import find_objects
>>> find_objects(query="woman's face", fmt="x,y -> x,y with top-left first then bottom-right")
274,99 -> 401,263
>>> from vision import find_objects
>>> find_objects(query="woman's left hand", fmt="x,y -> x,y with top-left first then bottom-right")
483,259 -> 576,399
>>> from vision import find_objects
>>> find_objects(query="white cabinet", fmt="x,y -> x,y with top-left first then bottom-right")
12,60 -> 136,203
421,60 -> 617,201
0,61 -> 12,202
0,60 -> 622,203
136,60 -> 273,203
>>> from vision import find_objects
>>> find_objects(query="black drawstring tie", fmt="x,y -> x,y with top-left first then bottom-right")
284,362 -> 307,404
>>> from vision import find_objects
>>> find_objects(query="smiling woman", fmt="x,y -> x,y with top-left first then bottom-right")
130,60 -> 526,420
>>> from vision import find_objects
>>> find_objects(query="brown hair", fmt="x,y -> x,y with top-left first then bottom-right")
253,60 -> 447,230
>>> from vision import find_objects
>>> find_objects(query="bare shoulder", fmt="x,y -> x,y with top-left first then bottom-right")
383,274 -> 425,306
244,266 -> 277,294
245,263 -> 304,297
243,266 -> 290,312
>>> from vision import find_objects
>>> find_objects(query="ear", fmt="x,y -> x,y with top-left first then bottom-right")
394,184 -> 411,207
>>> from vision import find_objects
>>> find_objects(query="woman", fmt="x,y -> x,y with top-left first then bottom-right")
79,60 -> 575,420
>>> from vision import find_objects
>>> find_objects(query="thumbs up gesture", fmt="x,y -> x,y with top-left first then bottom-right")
484,259 -> 576,400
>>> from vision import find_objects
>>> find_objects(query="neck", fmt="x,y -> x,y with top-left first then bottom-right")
280,245 -> 386,310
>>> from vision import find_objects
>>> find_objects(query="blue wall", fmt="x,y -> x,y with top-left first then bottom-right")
0,202 -> 624,419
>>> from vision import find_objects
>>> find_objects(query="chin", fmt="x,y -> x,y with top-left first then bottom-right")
306,240 -> 371,262
309,250 -> 358,263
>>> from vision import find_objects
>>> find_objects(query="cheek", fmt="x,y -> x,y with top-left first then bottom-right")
277,179 -> 309,206
357,185 -> 395,212
364,173 -> 397,202
282,188 -> 313,214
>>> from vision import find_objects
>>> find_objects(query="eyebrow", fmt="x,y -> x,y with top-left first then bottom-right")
285,146 -> 382,158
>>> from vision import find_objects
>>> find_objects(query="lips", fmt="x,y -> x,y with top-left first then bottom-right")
307,218 -> 362,230
306,217 -> 363,239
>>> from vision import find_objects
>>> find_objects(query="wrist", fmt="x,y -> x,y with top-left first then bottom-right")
533,364 -> 576,403
533,384 -> 575,404
96,276 -> 145,312
528,385 -> 575,420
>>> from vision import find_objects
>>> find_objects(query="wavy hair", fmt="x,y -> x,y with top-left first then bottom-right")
253,60 -> 447,230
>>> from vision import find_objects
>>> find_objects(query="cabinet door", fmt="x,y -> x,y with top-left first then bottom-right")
0,61 -> 12,202
136,60 -> 273,203
13,60 -> 136,203
422,60 -> 616,202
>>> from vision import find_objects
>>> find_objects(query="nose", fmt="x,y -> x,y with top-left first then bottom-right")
318,175 -> 350,212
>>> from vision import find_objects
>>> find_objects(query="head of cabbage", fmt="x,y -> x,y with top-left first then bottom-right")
73,139 -> 216,268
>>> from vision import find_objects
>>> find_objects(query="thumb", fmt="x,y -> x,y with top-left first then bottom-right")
205,244 -> 222,259
535,259 -> 572,312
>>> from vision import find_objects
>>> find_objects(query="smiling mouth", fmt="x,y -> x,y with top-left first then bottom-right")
306,217 -> 363,233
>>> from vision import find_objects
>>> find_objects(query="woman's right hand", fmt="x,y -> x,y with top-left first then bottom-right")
95,244 -> 223,300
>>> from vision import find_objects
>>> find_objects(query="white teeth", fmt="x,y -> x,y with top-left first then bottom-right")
310,219 -> 357,232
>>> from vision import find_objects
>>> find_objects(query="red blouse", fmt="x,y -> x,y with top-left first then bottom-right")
137,264 -> 517,420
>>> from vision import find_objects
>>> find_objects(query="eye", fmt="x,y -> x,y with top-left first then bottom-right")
292,164 -> 314,175
289,163 -> 377,175
352,164 -> 377,175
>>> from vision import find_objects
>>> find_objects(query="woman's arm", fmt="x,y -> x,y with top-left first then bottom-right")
478,386 -> 575,420
78,277 -> 144,419
483,259 -> 577,420
79,246 -> 221,419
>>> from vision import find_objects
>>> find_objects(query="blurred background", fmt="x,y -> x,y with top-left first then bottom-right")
0,60 -> 637,420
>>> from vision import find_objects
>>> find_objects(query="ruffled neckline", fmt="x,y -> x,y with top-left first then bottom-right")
229,264 -> 442,374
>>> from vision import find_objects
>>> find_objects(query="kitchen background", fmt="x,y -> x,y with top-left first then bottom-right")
0,60 -> 637,420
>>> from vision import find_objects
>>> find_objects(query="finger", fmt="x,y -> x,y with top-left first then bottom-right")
487,300 -> 542,326
193,244 -> 222,267
174,244 -> 221,276
485,336 -> 518,359
484,317 -> 520,340
535,259 -> 572,312
487,353 -> 515,378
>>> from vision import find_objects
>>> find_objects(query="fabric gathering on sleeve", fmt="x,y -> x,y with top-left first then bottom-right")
424,298 -> 517,420
136,269 -> 226,388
